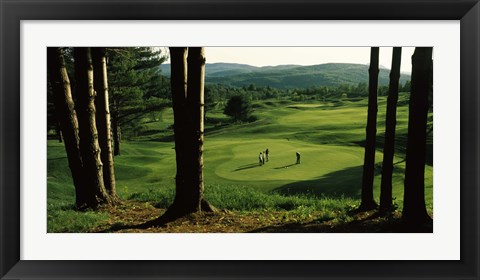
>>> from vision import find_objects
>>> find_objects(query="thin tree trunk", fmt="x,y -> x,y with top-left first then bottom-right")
55,122 -> 63,143
402,47 -> 432,226
74,47 -> 112,208
359,47 -> 380,211
379,47 -> 402,212
112,105 -> 121,156
47,47 -> 86,209
170,47 -> 189,213
92,47 -> 120,204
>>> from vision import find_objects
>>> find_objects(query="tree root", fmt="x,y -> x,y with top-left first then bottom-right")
141,198 -> 218,227
356,200 -> 378,212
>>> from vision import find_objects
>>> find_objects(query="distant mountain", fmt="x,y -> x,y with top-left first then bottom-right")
159,62 -> 410,89
160,63 -> 256,77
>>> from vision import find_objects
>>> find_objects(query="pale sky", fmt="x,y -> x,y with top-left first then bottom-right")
163,47 -> 416,74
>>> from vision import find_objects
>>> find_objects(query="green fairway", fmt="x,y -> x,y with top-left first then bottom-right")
47,93 -> 433,232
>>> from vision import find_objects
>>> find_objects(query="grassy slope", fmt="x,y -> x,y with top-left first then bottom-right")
47,92 -> 433,232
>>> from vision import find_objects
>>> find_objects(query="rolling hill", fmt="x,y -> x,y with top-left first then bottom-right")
160,63 -> 411,89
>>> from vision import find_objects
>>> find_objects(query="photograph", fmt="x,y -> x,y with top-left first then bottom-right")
47,46 -> 433,233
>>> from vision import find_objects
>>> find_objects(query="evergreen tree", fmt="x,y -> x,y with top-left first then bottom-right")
107,47 -> 169,155
204,85 -> 216,121
223,95 -> 253,122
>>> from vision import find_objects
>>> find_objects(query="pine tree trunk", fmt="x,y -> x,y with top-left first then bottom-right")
379,47 -> 402,212
92,47 -> 120,204
74,47 -> 112,208
112,106 -> 121,156
359,47 -> 380,211
47,47 -> 86,209
169,47 -> 189,213
55,122 -> 63,143
402,47 -> 432,226
159,47 -> 215,223
186,47 -> 213,212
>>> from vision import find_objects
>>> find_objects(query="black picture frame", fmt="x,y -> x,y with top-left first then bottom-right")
1,0 -> 478,279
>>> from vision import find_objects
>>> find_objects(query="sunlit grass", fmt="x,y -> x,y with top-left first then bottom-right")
47,93 -> 433,232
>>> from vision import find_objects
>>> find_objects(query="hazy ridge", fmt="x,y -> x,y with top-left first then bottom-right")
160,62 -> 411,89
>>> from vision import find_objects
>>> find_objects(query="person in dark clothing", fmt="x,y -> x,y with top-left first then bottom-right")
265,148 -> 269,162
296,152 -> 301,164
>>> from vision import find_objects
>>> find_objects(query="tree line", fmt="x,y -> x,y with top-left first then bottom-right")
48,47 -> 169,155
48,47 -> 169,209
48,47 -> 119,209
203,80 -> 411,103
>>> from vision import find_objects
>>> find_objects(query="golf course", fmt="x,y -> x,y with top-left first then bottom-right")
47,92 -> 433,233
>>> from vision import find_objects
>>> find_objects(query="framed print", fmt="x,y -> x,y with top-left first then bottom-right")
1,0 -> 479,279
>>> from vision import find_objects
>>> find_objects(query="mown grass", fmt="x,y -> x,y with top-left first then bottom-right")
47,92 -> 433,232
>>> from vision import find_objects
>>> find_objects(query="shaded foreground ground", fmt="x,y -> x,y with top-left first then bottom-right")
93,201 -> 432,233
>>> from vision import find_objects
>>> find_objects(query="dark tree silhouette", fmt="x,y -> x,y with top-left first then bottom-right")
402,47 -> 433,226
165,47 -> 188,218
159,47 -> 215,223
359,47 -> 380,211
92,47 -> 120,204
47,47 -> 85,209
223,95 -> 253,122
112,103 -> 121,156
379,47 -> 402,212
56,123 -> 63,143
74,47 -> 112,208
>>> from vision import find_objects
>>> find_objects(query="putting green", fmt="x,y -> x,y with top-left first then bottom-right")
206,138 -> 366,184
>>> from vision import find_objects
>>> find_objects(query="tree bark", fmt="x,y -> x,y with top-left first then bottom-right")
92,47 -> 120,204
379,47 -> 402,212
170,47 -> 189,212
359,47 -> 379,211
47,47 -> 86,209
112,104 -> 121,156
402,47 -> 432,225
186,47 -> 210,212
55,122 -> 63,143
159,47 -> 215,223
74,47 -> 112,208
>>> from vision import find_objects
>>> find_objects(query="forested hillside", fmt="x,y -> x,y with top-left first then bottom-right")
161,63 -> 410,89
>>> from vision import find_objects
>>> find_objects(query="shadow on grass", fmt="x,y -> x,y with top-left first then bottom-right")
233,163 -> 261,172
98,223 -> 146,233
273,163 -> 298,169
205,123 -> 233,135
147,134 -> 175,142
272,165 -> 363,199
250,211 -> 433,233
47,157 -> 67,161
97,217 -> 169,233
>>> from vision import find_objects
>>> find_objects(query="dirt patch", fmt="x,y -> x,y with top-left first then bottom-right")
92,201 -> 432,233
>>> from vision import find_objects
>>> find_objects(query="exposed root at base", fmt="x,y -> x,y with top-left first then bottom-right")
140,199 -> 218,228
